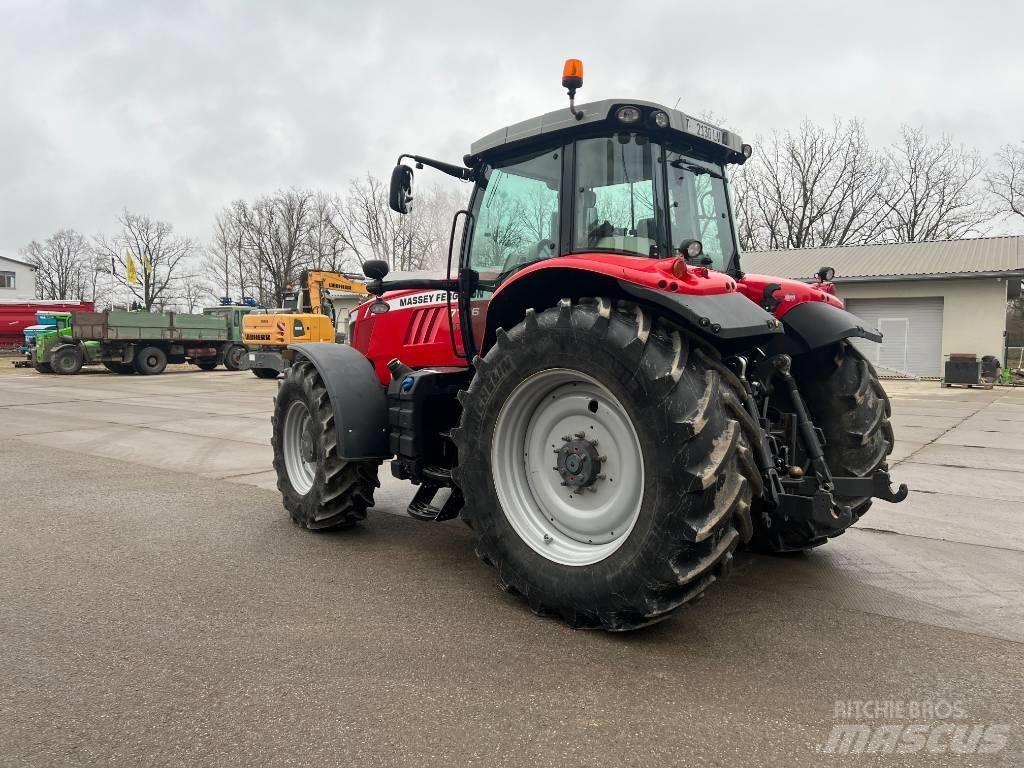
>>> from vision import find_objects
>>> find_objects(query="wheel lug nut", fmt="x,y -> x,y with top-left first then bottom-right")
574,431 -> 585,439
561,435 -> 572,441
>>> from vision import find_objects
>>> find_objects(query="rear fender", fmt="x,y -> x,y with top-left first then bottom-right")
484,263 -> 782,351
773,302 -> 882,355
288,343 -> 390,461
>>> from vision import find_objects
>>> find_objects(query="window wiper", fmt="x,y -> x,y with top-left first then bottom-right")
669,159 -> 723,179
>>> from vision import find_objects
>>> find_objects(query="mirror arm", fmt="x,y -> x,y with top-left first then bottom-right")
366,278 -> 459,297
398,154 -> 473,181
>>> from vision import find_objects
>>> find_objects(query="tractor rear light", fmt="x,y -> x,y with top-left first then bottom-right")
671,258 -> 688,279
616,106 -> 641,125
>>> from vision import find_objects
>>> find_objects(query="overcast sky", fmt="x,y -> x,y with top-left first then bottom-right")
2,0 -> 1022,255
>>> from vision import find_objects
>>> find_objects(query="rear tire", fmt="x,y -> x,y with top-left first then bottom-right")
750,341 -> 894,552
223,344 -> 245,371
253,368 -> 280,379
103,362 -> 135,375
52,346 -> 84,375
453,298 -> 760,631
272,358 -> 381,530
134,346 -> 167,375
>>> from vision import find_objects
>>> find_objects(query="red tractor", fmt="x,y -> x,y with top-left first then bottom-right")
271,61 -> 907,631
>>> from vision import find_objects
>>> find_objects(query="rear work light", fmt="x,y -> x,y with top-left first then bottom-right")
616,106 -> 641,125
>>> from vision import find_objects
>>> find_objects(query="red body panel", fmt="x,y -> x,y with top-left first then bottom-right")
349,254 -> 842,384
0,300 -> 95,348
736,274 -> 843,318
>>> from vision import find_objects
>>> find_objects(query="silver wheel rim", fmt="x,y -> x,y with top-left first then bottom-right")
283,400 -> 317,495
491,368 -> 644,567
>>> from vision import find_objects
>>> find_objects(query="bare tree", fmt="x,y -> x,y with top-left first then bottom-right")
879,126 -> 990,242
20,229 -> 93,300
335,176 -> 462,273
987,142 -> 1024,225
175,273 -> 210,313
738,119 -> 889,251
93,210 -> 198,311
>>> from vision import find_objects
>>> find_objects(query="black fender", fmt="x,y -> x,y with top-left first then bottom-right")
775,302 -> 882,355
619,282 -> 783,341
289,343 -> 390,461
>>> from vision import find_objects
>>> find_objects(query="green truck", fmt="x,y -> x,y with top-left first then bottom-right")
31,306 -> 252,375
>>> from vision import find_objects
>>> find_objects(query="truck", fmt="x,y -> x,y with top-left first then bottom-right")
240,270 -> 368,379
268,61 -> 908,631
31,305 -> 252,375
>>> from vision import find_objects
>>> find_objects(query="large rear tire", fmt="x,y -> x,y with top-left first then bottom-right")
272,358 -> 381,530
453,298 -> 760,631
134,346 -> 167,375
751,341 -> 894,552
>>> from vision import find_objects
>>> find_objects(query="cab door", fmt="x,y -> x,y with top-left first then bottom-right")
458,145 -> 565,356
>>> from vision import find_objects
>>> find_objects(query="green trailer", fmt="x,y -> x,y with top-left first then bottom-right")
32,306 -> 251,375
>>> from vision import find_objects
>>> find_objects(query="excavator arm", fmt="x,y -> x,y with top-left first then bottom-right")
303,271 -> 369,315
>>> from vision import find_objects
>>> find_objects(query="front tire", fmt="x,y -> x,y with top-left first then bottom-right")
272,358 -> 381,530
750,341 -> 894,552
253,368 -> 280,379
453,298 -> 760,631
52,346 -> 84,375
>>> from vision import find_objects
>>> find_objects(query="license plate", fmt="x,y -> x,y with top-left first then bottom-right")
686,118 -> 723,145
249,353 -> 256,361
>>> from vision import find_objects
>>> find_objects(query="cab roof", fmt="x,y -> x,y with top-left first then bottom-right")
468,99 -> 745,164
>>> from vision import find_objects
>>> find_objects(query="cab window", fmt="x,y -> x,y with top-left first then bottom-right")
467,148 -> 562,289
665,151 -> 734,271
574,135 -> 664,257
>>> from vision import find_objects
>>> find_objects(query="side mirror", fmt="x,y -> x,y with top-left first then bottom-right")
362,260 -> 390,281
389,164 -> 414,214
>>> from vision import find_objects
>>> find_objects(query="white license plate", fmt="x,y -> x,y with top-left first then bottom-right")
686,118 -> 723,145
249,353 -> 256,361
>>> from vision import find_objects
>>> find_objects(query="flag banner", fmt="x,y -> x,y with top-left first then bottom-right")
125,249 -> 139,285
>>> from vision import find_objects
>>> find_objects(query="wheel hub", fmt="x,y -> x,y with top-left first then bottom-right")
554,433 -> 605,491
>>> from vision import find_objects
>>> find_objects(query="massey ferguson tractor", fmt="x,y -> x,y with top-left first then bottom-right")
271,61 -> 907,631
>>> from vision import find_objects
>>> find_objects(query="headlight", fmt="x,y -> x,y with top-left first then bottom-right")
616,106 -> 641,125
651,110 -> 670,129
741,143 -> 753,158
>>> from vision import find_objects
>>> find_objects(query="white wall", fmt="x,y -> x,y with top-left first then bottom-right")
0,257 -> 37,301
837,278 -> 1008,361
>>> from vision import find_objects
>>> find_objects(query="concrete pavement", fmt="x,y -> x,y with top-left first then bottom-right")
1,368 -> 1023,765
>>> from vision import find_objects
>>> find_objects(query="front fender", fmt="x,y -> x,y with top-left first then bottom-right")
777,302 -> 882,354
289,343 -> 390,461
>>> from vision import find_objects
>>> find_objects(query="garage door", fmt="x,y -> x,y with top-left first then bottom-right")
845,297 -> 944,377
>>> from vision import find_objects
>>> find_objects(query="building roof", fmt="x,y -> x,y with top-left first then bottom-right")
742,236 -> 1024,283
0,253 -> 35,269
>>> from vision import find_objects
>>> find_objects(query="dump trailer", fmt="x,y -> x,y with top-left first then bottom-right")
32,306 -> 251,375
268,60 -> 909,632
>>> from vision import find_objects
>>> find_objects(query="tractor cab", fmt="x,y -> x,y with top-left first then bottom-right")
367,63 -> 755,367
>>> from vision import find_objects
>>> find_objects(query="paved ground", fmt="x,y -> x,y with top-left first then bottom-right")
1,366 -> 1023,766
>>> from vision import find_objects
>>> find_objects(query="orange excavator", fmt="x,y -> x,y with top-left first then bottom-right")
240,270 -> 369,378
